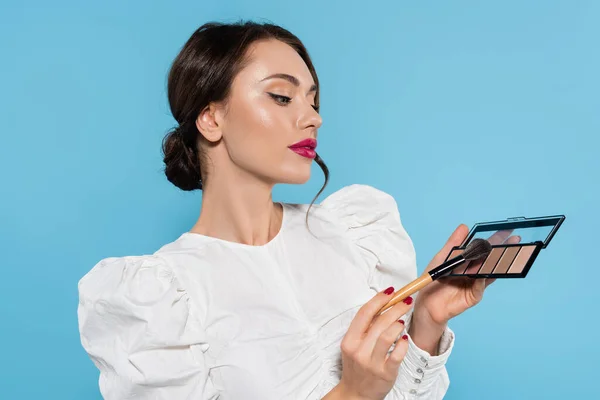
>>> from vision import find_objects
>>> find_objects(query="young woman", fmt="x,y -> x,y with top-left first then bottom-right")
78,21 -> 493,400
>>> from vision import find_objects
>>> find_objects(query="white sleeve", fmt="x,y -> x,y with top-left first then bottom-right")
77,255 -> 219,399
390,310 -> 455,399
321,184 -> 455,399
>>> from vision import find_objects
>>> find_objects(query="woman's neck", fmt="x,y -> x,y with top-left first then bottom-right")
190,178 -> 283,246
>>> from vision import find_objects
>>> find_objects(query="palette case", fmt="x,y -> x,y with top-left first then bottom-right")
443,215 -> 565,279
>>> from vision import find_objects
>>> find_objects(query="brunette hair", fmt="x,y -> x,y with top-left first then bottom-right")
162,20 -> 329,222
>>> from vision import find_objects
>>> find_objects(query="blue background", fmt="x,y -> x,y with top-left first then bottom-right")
1,1 -> 597,398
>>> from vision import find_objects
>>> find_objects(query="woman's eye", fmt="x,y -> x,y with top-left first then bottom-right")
268,93 -> 318,112
268,93 -> 292,105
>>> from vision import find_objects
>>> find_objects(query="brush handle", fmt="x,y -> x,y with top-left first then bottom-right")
376,274 -> 433,316
429,255 -> 466,280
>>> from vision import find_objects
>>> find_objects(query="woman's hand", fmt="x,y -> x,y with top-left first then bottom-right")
324,288 -> 414,400
409,225 -> 521,354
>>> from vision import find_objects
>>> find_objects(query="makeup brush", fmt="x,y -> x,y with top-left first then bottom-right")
376,238 -> 492,316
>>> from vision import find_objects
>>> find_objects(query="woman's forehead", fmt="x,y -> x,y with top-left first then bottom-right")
238,40 -> 315,87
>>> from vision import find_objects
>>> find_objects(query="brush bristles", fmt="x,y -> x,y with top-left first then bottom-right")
462,238 -> 492,261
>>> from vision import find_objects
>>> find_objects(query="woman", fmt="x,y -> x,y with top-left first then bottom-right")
77,21 -> 492,400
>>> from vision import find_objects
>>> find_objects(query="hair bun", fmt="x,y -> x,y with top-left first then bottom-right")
162,125 -> 203,191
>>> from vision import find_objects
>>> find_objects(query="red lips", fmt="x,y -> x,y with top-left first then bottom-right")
288,138 -> 317,150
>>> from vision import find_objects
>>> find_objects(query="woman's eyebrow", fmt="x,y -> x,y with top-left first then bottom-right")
261,73 -> 317,93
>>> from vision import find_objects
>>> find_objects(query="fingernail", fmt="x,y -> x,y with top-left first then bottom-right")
398,319 -> 405,324
402,334 -> 409,341
402,296 -> 413,305
383,286 -> 394,295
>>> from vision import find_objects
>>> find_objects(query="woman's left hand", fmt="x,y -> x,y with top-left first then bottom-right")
408,224 -> 521,354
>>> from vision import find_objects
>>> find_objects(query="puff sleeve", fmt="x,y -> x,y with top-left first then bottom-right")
321,184 -> 455,399
77,255 -> 219,399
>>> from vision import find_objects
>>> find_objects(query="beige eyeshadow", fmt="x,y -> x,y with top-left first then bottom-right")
507,245 -> 536,274
478,248 -> 505,274
492,247 -> 521,274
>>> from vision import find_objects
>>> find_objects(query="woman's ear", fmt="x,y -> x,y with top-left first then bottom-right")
196,103 -> 224,143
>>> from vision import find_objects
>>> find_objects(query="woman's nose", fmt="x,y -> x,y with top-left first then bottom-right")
297,106 -> 322,130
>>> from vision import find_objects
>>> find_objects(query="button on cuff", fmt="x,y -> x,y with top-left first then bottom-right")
395,310 -> 455,395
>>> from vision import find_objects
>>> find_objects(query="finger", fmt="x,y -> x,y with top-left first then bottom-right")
384,333 -> 409,374
424,224 -> 470,273
371,318 -> 406,366
487,229 -> 514,245
438,224 -> 469,259
505,235 -> 522,245
471,277 -> 486,300
344,287 -> 398,344
485,277 -> 497,288
359,298 -> 413,358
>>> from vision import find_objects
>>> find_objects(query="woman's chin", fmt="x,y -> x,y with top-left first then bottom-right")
279,171 -> 311,185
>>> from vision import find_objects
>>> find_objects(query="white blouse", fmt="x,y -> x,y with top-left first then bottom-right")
78,184 -> 455,399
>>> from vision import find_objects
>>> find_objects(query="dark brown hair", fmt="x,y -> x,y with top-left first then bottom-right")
162,20 -> 329,222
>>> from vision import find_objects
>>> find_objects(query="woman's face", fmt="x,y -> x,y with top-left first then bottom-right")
206,39 -> 322,186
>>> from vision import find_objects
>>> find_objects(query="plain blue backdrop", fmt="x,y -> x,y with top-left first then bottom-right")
1,0 -> 597,398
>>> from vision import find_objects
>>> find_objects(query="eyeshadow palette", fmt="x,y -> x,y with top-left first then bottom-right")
444,215 -> 565,279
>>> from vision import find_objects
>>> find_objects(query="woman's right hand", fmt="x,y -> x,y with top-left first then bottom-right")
326,287 -> 414,400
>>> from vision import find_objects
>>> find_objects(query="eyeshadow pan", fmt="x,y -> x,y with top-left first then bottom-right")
455,260 -> 471,274
492,246 -> 520,274
465,257 -> 489,274
478,248 -> 505,274
507,245 -> 536,274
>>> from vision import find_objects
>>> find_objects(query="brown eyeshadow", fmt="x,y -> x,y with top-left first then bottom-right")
455,260 -> 471,274
464,258 -> 486,274
492,247 -> 520,274
507,245 -> 536,274
479,248 -> 505,274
